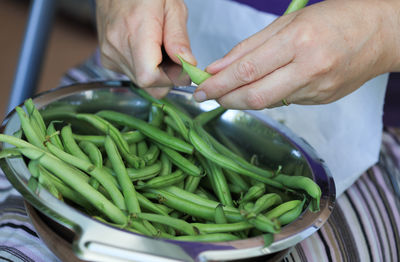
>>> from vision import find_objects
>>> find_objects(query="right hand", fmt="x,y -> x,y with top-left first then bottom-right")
95,0 -> 196,98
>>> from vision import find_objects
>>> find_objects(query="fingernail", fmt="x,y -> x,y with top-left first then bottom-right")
178,47 -> 197,65
193,90 -> 207,102
206,58 -> 224,74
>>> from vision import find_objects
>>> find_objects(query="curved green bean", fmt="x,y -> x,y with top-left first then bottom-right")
177,55 -> 211,85
46,121 -> 64,151
273,174 -> 321,211
192,221 -> 253,234
156,143 -> 202,177
96,110 -> 194,154
188,127 -> 283,188
173,233 -> 239,242
105,136 -> 140,213
18,146 -> 127,224
61,125 -> 91,163
135,212 -> 198,236
136,170 -> 186,190
45,142 -> 126,211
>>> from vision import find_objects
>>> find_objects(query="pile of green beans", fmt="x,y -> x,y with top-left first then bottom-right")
0,91 -> 320,245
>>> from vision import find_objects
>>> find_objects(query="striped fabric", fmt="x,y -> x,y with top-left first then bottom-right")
285,128 -> 400,262
0,52 -> 399,261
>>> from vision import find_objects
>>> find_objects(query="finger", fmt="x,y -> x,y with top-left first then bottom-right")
127,4 -> 171,88
143,87 -> 171,99
163,0 -> 196,65
216,63 -> 307,110
206,13 -> 297,74
194,32 -> 295,102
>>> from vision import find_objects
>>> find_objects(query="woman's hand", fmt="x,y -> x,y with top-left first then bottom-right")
193,0 -> 400,109
96,0 -> 196,98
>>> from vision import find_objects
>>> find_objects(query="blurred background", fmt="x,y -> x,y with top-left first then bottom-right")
0,0 -> 97,117
0,0 -> 398,126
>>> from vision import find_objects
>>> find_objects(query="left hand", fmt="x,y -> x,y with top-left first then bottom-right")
193,0 -> 400,109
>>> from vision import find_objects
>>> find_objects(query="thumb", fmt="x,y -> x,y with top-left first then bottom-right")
163,0 -> 197,66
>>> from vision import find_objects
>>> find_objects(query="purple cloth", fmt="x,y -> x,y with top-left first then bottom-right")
232,0 -> 322,15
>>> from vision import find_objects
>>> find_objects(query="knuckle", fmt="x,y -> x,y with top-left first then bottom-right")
246,89 -> 268,110
313,52 -> 337,76
293,24 -> 317,51
135,71 -> 158,88
234,60 -> 259,84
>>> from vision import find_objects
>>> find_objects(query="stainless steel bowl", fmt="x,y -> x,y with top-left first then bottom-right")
0,81 -> 335,262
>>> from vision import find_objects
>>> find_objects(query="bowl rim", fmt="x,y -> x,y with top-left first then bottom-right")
0,81 -> 336,262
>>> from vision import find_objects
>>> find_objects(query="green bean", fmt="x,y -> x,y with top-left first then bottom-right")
44,167 -> 93,209
142,144 -> 160,165
173,233 -> 239,242
278,198 -> 306,225
152,222 -> 167,234
284,0 -> 309,14
24,99 -> 46,140
154,103 -> 189,141
262,234 -> 274,247
156,143 -> 202,177
192,221 -> 254,234
0,148 -> 21,159
61,125 -> 91,163
251,193 -> 282,215
158,152 -> 171,176
164,186 -> 238,212
189,127 -> 283,188
142,220 -> 159,236
126,161 -> 162,181
93,216 -> 141,235
135,213 -> 198,236
148,104 -> 164,127
76,113 -> 144,168
136,170 -> 186,190
13,129 -> 23,139
46,121 -> 64,151
130,86 -> 192,124
137,141 -> 148,157
223,169 -> 249,192
45,142 -> 126,211
273,174 -> 321,211
194,187 -> 216,201
197,153 -> 233,207
146,188 -> 242,222
73,131 -> 145,146
265,200 -> 302,219
129,143 -> 137,156
15,107 -> 45,149
194,123 -> 275,179
184,175 -> 201,193
18,146 -> 127,224
105,136 -> 140,214
37,165 -> 62,199
136,192 -> 168,216
163,116 -> 180,135
214,204 -> 227,224
176,55 -> 211,85
246,214 -> 280,234
194,106 -> 226,126
79,141 -> 103,168
240,183 -> 266,203
96,110 -> 194,154
228,183 -> 243,194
